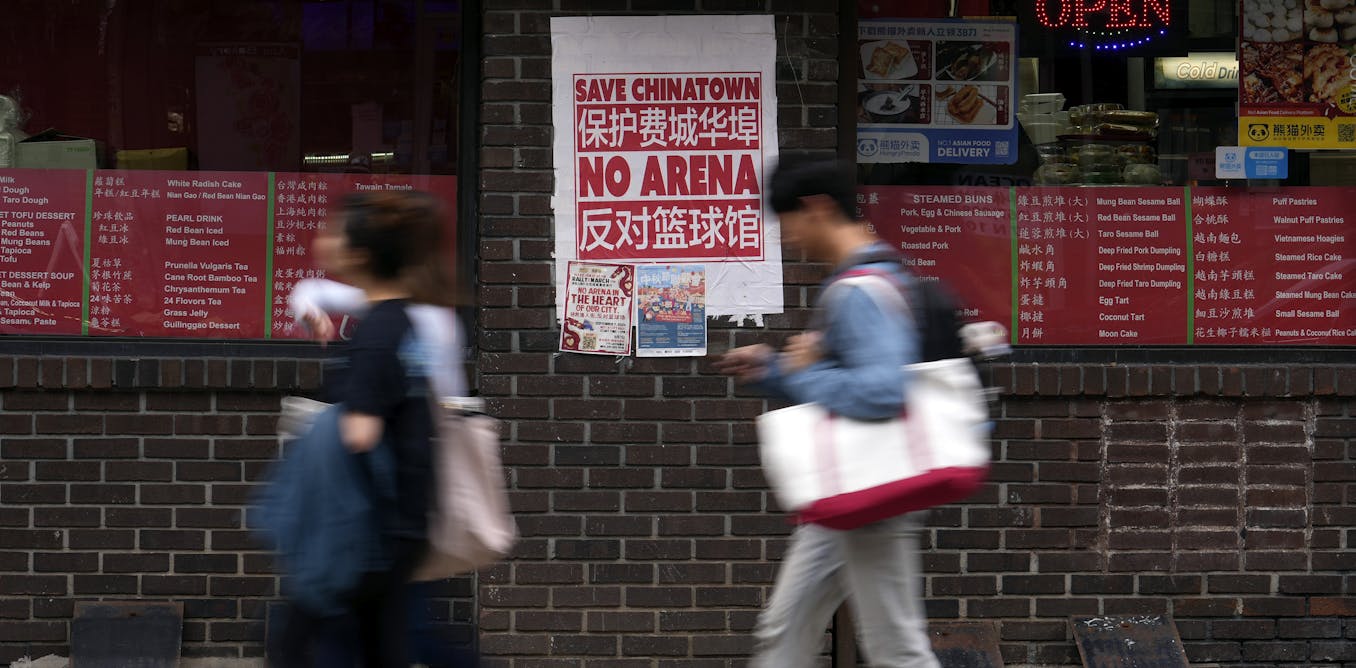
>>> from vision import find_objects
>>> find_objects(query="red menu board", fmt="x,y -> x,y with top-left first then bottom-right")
9,168 -> 1356,348
0,169 -> 86,334
271,173 -> 341,340
0,169 -> 456,340
1193,188 -> 1356,344
860,186 -> 1011,327
88,171 -> 270,337
269,174 -> 457,339
1015,188 -> 1189,344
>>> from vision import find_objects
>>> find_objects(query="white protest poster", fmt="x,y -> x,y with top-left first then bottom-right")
560,261 -> 635,356
550,15 -> 783,323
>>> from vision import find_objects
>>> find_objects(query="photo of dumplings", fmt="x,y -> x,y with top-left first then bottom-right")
947,85 -> 985,123
1243,0 -> 1304,41
1305,0 -> 1356,41
1306,43 -> 1354,104
933,84 -> 1006,125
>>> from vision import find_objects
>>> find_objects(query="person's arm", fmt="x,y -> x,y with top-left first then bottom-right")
288,278 -> 367,338
761,283 -> 916,420
407,305 -> 467,399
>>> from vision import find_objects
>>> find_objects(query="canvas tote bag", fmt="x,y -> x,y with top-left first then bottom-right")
756,273 -> 991,530
414,397 -> 518,580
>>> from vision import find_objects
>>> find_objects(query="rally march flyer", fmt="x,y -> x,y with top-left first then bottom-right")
560,261 -> 635,355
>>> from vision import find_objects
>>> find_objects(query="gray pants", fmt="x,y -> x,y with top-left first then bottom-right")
750,513 -> 940,668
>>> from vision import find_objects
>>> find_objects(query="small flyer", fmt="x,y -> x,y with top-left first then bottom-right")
560,261 -> 635,355
636,264 -> 707,357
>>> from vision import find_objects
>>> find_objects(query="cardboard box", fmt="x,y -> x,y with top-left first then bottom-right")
16,138 -> 98,169
117,147 -> 189,170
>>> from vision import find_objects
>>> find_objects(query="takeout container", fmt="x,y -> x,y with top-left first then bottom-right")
1123,163 -> 1163,185
1018,109 -> 1071,145
1023,122 -> 1061,145
1020,93 -> 1066,114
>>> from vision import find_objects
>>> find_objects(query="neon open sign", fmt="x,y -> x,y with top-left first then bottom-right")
1030,0 -> 1175,51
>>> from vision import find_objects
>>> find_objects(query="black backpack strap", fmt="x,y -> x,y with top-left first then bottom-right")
839,247 -> 965,363
913,280 -> 965,362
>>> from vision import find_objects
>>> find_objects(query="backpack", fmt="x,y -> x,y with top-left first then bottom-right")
846,247 -> 967,362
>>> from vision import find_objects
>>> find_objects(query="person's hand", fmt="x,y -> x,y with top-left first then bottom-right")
713,344 -> 773,383
781,332 -> 823,374
300,310 -> 335,345
340,413 -> 383,453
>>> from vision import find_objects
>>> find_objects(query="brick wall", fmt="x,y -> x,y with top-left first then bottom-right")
0,357 -> 478,662
476,0 -> 841,664
974,365 -> 1356,666
5,356 -> 1355,666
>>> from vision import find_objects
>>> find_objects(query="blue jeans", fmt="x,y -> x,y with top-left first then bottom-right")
406,580 -> 480,668
273,539 -> 426,668
750,513 -> 939,668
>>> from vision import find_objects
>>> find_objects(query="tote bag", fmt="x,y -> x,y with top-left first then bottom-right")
414,398 -> 518,580
756,274 -> 991,530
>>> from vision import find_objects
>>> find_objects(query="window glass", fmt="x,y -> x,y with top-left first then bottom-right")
0,1 -> 463,340
854,0 -> 1356,347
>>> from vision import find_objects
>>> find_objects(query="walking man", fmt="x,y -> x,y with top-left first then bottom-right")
715,158 -> 939,667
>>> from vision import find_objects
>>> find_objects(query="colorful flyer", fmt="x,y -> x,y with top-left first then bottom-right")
1238,0 -> 1356,149
636,264 -> 707,357
560,261 -> 635,355
856,19 -> 1018,165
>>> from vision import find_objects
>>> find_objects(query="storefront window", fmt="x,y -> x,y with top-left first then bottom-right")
853,0 -> 1356,347
0,1 -> 466,340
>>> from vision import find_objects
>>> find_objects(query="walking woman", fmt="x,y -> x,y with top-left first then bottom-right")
283,190 -> 477,667
273,191 -> 449,667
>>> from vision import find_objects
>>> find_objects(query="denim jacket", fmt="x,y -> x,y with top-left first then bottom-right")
251,403 -> 395,616
756,242 -> 918,420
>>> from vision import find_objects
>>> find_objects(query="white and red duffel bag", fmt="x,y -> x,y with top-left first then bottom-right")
756,357 -> 990,529
755,274 -> 991,530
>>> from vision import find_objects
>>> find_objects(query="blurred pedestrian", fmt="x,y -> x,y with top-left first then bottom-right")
715,158 -> 940,668
272,191 -> 446,667
285,191 -> 479,667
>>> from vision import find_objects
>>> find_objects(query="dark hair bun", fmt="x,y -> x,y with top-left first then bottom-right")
339,191 -> 444,281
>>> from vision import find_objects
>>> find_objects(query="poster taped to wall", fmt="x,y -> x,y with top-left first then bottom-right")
636,264 -> 707,357
550,15 -> 783,322
856,19 -> 1018,165
560,261 -> 635,356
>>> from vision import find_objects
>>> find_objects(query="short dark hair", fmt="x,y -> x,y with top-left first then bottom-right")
338,191 -> 441,281
766,156 -> 858,220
